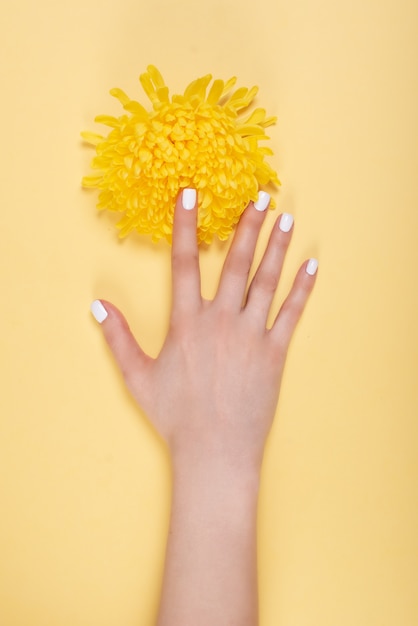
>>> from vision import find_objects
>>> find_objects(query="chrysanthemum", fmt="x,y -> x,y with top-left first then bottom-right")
82,65 -> 280,244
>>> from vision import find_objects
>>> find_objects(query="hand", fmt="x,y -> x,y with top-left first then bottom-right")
91,188 -> 318,625
91,189 -> 317,472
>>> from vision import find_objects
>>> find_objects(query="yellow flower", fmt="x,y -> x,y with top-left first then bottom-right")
82,65 -> 280,244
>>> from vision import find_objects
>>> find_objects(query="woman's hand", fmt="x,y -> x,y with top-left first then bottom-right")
90,188 -> 317,626
91,188 -> 317,472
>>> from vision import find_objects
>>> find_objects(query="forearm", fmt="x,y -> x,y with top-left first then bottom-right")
156,448 -> 261,626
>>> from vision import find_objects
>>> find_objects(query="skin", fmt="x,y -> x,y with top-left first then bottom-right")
93,189 -> 317,626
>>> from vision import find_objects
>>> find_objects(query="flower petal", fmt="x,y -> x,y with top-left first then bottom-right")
110,88 -> 130,106
206,79 -> 224,105
81,131 -> 104,146
146,65 -> 166,89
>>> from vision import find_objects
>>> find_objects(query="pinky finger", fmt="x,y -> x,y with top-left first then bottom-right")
269,258 -> 318,352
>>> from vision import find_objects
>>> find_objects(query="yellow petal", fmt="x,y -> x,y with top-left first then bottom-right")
94,115 -> 120,128
139,72 -> 159,104
80,131 -> 104,146
110,88 -> 130,106
206,79 -> 224,105
123,100 -> 149,118
236,124 -> 266,137
184,75 -> 212,101
146,65 -> 166,89
244,108 -> 267,125
82,175 -> 103,187
228,87 -> 249,102
156,86 -> 170,103
222,76 -> 237,96
261,115 -> 277,128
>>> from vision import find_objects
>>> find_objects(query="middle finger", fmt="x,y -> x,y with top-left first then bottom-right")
215,191 -> 270,311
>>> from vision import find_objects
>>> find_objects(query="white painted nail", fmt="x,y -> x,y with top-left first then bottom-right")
254,190 -> 270,212
279,213 -> 294,233
306,258 -> 319,276
182,188 -> 196,210
91,300 -> 108,323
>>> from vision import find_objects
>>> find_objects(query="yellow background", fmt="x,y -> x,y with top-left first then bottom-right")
1,0 -> 417,624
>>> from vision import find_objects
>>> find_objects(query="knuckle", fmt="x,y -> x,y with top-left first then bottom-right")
224,251 -> 252,279
172,250 -> 198,274
253,270 -> 278,295
283,295 -> 303,318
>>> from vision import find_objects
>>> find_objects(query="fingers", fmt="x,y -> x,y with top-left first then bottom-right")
244,213 -> 294,327
215,191 -> 270,310
171,189 -> 201,315
269,258 -> 318,352
90,299 -> 152,397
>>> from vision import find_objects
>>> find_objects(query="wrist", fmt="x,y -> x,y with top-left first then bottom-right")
171,438 -> 262,505
171,429 -> 261,480
169,453 -> 260,550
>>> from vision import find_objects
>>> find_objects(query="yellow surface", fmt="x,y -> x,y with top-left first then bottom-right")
1,0 -> 417,624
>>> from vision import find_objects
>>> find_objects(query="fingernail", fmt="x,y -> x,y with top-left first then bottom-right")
279,213 -> 294,233
306,258 -> 319,276
91,300 -> 108,323
182,188 -> 196,210
254,190 -> 270,212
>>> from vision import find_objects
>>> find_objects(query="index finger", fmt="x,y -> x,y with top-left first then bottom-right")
171,188 -> 202,314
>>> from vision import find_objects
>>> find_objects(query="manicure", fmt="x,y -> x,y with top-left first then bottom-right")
279,213 -> 294,233
254,191 -> 270,212
182,188 -> 197,210
91,300 -> 108,323
306,258 -> 319,276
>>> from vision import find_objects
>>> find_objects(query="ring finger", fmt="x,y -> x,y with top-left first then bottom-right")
244,212 -> 294,328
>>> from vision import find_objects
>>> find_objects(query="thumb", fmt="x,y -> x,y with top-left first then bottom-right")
90,299 -> 152,399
